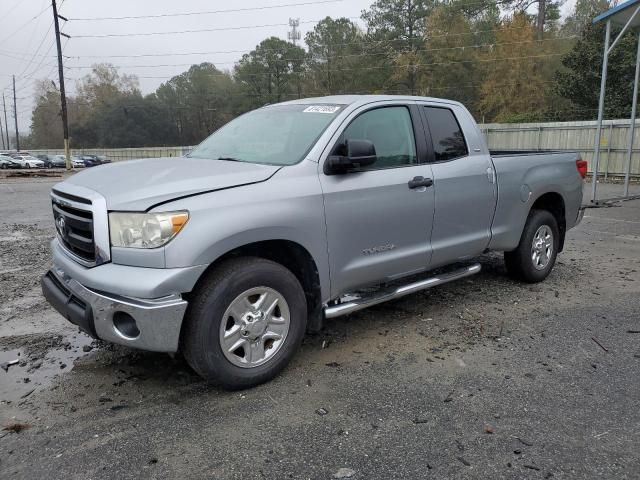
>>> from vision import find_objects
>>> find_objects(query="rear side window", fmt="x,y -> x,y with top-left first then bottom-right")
424,107 -> 468,162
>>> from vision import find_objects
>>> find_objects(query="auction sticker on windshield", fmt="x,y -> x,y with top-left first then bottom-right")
303,105 -> 341,114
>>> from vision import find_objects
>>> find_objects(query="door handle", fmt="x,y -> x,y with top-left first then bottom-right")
408,176 -> 433,189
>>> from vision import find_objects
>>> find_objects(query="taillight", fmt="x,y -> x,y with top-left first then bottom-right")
576,159 -> 588,179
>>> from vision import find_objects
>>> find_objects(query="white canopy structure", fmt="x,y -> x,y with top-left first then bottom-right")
591,0 -> 640,202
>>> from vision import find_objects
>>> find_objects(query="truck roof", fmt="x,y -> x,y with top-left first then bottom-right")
278,94 -> 462,108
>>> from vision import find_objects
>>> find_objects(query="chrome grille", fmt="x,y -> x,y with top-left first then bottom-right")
52,198 -> 95,262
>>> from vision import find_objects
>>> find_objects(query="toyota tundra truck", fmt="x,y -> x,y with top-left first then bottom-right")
41,95 -> 586,389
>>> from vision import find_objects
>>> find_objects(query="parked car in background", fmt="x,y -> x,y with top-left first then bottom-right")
44,154 -> 67,168
97,155 -> 111,164
79,154 -> 102,167
0,154 -> 20,169
71,156 -> 85,168
11,154 -> 45,168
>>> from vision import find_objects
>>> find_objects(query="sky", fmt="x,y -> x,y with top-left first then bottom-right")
1,0 -> 577,134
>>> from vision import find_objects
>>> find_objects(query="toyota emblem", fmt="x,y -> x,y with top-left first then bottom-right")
56,216 -> 66,236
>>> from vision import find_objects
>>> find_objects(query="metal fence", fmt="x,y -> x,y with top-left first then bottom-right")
28,146 -> 193,162
27,119 -> 640,178
480,118 -> 640,179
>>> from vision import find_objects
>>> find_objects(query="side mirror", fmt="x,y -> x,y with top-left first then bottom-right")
325,139 -> 377,174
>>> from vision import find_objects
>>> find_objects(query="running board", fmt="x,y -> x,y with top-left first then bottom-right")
324,263 -> 481,319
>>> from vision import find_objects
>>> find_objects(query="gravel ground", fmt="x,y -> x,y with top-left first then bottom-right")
0,178 -> 639,479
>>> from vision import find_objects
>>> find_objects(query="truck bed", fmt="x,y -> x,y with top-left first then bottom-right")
490,149 -> 569,157
487,149 -> 584,253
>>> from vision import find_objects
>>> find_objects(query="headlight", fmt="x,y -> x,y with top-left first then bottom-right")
109,211 -> 189,248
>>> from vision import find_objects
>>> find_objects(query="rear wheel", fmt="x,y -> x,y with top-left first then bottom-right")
504,209 -> 559,283
181,257 -> 307,389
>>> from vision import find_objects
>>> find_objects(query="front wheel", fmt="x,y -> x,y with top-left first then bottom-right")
181,257 -> 307,389
504,209 -> 559,283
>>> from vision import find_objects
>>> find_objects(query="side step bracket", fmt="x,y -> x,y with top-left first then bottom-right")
324,263 -> 481,319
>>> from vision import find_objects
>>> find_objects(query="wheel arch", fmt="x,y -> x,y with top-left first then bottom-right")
185,239 -> 325,333
529,191 -> 566,251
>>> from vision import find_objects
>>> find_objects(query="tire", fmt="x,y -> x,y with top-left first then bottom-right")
181,257 -> 307,389
504,209 -> 559,283
26,163 -> 31,168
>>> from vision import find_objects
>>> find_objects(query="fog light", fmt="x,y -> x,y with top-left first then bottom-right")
113,311 -> 140,339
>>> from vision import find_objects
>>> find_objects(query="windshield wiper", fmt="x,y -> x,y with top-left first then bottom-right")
217,156 -> 243,162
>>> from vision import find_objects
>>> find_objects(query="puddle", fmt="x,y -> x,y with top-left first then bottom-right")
0,333 -> 94,404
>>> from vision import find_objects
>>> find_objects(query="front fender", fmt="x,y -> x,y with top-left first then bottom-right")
160,166 -> 331,301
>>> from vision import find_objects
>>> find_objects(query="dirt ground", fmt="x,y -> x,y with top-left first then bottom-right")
0,177 -> 639,479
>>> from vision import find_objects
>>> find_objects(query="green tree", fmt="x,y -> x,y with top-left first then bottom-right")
419,7 -> 478,106
156,63 -> 237,145
561,0 -> 609,35
555,18 -> 638,120
70,64 -> 142,147
235,37 -> 306,106
478,13 -> 552,122
362,0 -> 436,93
305,17 -> 366,94
30,80 -> 63,148
91,94 -> 176,147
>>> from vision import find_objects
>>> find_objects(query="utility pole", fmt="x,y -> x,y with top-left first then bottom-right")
287,18 -> 300,46
12,75 -> 19,152
2,94 -> 9,149
0,107 -> 5,150
52,0 -> 71,169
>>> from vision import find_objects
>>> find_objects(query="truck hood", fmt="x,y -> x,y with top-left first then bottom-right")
65,157 -> 281,211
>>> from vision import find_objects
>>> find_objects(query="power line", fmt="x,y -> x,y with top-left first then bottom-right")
62,36 -> 577,71
85,52 -> 566,82
0,2 -> 53,93
0,48 -> 55,62
21,40 -> 58,81
63,23 -> 574,59
70,18 -> 359,38
68,0 -> 344,21
0,0 -> 26,19
0,4 -> 51,48
16,22 -> 55,79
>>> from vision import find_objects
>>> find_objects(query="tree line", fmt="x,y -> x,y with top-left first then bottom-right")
25,0 -> 638,149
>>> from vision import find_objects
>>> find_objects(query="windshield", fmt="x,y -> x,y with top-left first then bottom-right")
189,103 -> 343,166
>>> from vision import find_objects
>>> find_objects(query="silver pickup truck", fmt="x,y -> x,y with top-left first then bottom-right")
42,95 -> 586,389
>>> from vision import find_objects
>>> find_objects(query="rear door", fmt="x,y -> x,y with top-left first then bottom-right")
418,103 -> 496,267
319,102 -> 435,297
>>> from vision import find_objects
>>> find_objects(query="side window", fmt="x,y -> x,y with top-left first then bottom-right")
424,107 -> 468,162
336,106 -> 417,170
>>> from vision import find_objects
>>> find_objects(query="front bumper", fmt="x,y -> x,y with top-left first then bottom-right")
42,239 -> 207,352
42,267 -> 188,352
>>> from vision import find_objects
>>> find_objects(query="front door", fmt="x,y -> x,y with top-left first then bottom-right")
319,104 -> 435,297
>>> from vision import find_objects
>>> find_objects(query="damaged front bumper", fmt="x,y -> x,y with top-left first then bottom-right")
42,268 -> 187,352
41,239 -> 205,352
